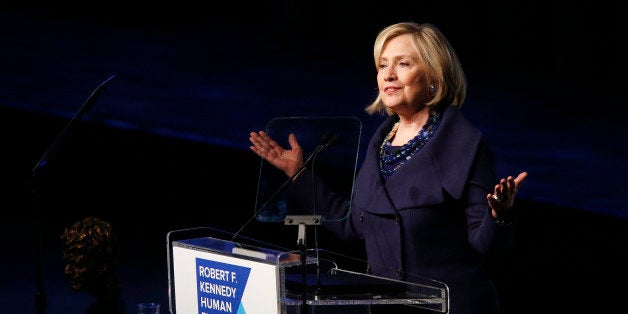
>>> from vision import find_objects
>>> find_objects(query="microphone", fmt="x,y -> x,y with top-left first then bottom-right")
230,132 -> 341,242
319,132 -> 342,148
291,132 -> 340,179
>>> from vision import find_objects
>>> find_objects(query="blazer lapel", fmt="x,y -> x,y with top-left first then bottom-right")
352,117 -> 398,214
353,107 -> 483,213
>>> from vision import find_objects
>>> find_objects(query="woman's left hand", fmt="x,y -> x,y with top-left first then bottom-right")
487,171 -> 528,221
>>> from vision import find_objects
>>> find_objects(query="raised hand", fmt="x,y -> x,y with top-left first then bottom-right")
249,131 -> 303,178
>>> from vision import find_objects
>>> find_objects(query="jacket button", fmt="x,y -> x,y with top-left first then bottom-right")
395,218 -> 400,226
360,213 -> 364,222
396,269 -> 402,277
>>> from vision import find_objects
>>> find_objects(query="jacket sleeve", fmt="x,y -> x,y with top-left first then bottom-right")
464,138 -> 516,255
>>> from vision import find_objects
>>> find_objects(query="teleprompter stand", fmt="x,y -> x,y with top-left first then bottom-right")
284,215 -> 322,313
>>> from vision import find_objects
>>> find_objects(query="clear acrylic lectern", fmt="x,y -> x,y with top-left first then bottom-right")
167,228 -> 449,314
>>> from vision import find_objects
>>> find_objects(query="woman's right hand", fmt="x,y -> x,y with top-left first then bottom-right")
249,131 -> 303,177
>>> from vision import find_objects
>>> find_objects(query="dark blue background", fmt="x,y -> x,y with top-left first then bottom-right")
1,2 -> 626,313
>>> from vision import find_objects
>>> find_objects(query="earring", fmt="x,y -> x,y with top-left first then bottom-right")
429,85 -> 438,94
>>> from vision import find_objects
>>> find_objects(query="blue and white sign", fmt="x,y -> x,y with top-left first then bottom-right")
196,259 -> 250,313
172,246 -> 281,314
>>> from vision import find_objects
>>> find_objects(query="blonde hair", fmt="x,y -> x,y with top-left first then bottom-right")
365,22 -> 467,116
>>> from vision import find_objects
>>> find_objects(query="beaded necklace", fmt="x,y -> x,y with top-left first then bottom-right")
379,112 -> 441,177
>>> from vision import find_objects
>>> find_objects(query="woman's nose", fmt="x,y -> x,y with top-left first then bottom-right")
383,67 -> 396,81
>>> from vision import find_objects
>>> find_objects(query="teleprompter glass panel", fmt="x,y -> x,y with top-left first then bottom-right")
254,116 -> 362,222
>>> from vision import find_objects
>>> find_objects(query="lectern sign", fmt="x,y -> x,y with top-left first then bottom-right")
196,259 -> 250,313
172,245 -> 281,314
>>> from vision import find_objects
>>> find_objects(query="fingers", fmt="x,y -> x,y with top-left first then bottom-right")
498,171 -> 528,194
496,172 -> 527,197
487,194 -> 501,206
514,171 -> 528,188
488,171 -> 528,210
287,133 -> 301,150
249,131 -> 277,157
249,131 -> 298,163
249,132 -> 263,154
491,177 -> 510,198
259,131 -> 278,147
249,131 -> 271,148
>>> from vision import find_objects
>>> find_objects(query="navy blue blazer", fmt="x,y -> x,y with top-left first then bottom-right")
290,106 -> 514,313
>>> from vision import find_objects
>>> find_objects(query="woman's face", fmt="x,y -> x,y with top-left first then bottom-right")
377,33 -> 431,113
